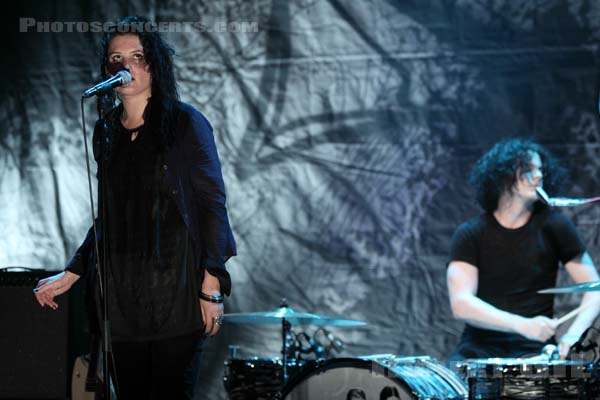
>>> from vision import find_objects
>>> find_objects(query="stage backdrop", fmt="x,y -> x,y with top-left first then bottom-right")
2,1 -> 600,398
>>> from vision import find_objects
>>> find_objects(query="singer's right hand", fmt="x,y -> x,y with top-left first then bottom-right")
515,315 -> 558,342
33,271 -> 80,310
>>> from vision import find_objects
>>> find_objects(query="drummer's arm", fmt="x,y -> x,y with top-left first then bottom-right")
559,252 -> 600,357
447,261 -> 555,340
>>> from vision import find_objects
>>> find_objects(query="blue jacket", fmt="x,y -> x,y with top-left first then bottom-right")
66,101 -> 236,295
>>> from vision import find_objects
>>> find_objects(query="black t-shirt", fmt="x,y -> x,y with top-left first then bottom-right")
449,206 -> 586,346
99,124 -> 202,342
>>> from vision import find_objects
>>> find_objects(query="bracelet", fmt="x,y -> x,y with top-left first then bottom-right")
199,291 -> 223,303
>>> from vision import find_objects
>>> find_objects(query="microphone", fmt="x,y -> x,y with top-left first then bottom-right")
535,186 -> 600,208
535,186 -> 550,205
82,70 -> 132,99
546,198 -> 589,207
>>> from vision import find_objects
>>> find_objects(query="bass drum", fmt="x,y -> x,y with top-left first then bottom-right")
281,354 -> 468,400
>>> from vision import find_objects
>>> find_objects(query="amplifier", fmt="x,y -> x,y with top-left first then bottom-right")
0,269 -> 69,399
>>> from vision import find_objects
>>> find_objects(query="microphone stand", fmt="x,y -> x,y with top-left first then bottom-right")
96,94 -> 117,400
80,92 -> 116,399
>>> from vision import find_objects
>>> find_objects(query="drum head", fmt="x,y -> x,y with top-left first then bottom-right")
281,355 -> 468,400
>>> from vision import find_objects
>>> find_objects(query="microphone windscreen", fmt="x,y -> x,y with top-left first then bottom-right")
116,70 -> 132,86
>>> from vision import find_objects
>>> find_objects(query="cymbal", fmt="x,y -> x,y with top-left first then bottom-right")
223,306 -> 368,326
538,280 -> 600,294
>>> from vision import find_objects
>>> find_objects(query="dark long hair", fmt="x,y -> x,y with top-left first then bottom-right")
99,15 -> 179,150
469,138 -> 567,212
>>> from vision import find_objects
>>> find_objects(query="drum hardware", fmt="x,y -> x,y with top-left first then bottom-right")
229,344 -> 240,359
293,331 -> 325,359
280,327 -> 344,361
313,327 -> 345,358
567,327 -> 600,362
222,299 -> 368,399
222,298 -> 367,380
541,344 -> 560,361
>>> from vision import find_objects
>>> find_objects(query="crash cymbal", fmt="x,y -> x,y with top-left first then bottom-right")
538,280 -> 600,294
223,306 -> 368,326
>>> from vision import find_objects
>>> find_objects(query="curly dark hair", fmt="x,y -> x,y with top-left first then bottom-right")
469,138 -> 567,212
99,15 -> 179,150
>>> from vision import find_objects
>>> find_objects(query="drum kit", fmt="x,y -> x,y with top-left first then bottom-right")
221,280 -> 600,400
222,299 -> 469,399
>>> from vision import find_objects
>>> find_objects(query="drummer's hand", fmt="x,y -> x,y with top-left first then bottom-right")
33,271 -> 80,310
516,316 -> 558,342
558,334 -> 579,359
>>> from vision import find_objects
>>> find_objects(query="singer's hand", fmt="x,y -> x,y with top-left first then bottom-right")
559,334 -> 580,359
200,271 -> 223,337
199,295 -> 224,337
33,271 -> 80,310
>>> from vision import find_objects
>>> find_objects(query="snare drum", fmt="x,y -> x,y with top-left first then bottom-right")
452,357 -> 600,399
223,357 -> 313,399
281,354 -> 468,400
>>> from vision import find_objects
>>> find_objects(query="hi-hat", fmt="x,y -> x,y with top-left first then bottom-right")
223,306 -> 368,326
538,280 -> 600,294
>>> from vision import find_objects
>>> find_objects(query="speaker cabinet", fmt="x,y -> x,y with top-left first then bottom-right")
0,271 -> 69,399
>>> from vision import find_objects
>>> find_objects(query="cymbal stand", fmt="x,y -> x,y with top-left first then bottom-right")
281,317 -> 291,384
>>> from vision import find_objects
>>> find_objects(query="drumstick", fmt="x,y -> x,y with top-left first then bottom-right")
556,301 -> 599,325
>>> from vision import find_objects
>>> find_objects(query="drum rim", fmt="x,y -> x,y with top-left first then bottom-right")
457,357 -> 593,366
225,356 -> 311,366
453,358 -> 594,377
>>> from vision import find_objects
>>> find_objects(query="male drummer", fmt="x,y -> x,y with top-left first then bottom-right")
447,138 -> 600,360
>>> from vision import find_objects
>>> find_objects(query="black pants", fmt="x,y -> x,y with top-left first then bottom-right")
111,331 -> 204,400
